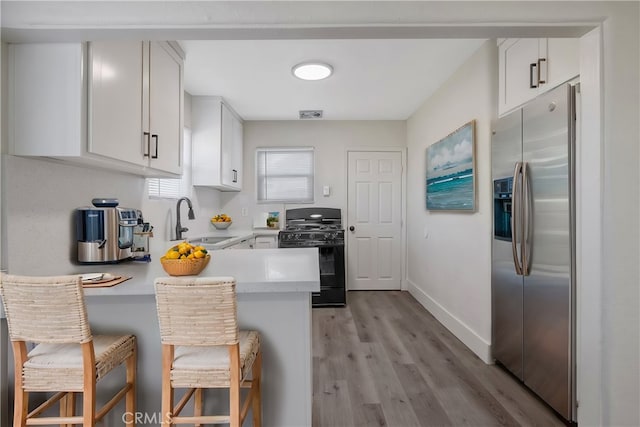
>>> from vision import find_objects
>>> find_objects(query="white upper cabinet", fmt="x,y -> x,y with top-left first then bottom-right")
9,41 -> 183,177
498,38 -> 579,116
147,42 -> 183,174
89,42 -> 147,167
192,96 -> 244,191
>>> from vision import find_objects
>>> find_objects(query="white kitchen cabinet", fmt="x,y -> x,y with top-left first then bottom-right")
192,97 -> 244,191
498,38 -> 579,116
8,41 -> 183,176
147,42 -> 183,174
254,235 -> 278,249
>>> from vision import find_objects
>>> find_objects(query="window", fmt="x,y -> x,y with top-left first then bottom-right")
256,147 -> 314,203
148,128 -> 191,199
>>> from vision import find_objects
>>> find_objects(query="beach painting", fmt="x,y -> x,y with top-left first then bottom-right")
426,120 -> 476,211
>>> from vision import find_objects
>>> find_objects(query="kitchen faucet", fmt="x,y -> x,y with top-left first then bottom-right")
174,197 -> 195,241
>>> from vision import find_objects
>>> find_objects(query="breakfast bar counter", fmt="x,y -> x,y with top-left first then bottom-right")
1,247 -> 319,427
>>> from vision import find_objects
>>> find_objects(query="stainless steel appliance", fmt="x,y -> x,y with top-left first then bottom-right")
278,208 -> 346,307
492,82 -> 577,422
76,206 -> 139,264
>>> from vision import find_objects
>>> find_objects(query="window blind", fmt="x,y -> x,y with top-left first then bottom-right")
148,178 -> 181,199
256,148 -> 314,203
148,128 -> 191,199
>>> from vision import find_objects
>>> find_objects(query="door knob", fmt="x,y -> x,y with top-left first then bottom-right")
349,226 -> 355,232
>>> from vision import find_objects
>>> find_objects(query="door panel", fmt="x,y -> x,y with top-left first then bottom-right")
347,151 -> 402,290
149,42 -> 182,174
522,84 -> 572,419
89,41 -> 146,166
356,182 -> 371,222
491,108 -> 524,379
378,238 -> 393,278
356,238 -> 372,279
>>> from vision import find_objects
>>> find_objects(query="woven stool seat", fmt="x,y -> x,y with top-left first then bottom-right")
155,276 -> 262,427
0,273 -> 137,426
172,330 -> 260,388
23,334 -> 136,391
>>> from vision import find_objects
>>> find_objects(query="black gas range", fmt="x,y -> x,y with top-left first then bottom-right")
278,208 -> 346,307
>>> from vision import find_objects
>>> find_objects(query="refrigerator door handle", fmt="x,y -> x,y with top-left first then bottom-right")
511,162 -> 524,275
522,162 -> 532,276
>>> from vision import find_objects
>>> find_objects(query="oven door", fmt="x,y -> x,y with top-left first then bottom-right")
314,244 -> 346,307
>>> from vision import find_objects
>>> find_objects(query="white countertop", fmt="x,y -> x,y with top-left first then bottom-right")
81,247 -> 319,297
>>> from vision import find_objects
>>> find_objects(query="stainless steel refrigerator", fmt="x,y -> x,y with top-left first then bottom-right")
491,82 -> 577,422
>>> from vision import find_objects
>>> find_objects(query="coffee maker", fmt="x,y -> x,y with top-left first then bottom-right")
75,199 -> 139,264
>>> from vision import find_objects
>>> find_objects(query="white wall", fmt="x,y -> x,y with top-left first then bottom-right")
219,120 -> 406,228
405,41 -> 497,363
600,8 -> 639,425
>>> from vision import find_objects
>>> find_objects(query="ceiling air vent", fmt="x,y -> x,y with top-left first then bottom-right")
299,110 -> 323,119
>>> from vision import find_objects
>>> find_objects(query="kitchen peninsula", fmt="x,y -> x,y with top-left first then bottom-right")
0,247 -> 319,427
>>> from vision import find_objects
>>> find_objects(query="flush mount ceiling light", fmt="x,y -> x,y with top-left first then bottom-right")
292,62 -> 333,81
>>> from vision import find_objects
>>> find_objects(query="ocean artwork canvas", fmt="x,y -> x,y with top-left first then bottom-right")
426,120 -> 476,211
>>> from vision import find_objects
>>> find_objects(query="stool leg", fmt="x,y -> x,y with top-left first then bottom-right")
161,345 -> 174,426
252,350 -> 262,427
126,347 -> 137,426
13,389 -> 28,427
60,392 -> 76,427
194,388 -> 203,427
229,344 -> 241,427
12,342 -> 28,427
81,342 -> 96,427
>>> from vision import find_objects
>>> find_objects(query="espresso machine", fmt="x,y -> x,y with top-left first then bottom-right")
75,199 -> 139,264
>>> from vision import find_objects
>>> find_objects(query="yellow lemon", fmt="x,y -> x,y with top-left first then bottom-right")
166,251 -> 180,259
194,250 -> 205,259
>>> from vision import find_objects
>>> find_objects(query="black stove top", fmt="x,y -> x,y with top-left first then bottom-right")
284,224 -> 342,231
279,207 -> 344,247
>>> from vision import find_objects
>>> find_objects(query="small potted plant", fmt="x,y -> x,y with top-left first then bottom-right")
266,213 -> 279,229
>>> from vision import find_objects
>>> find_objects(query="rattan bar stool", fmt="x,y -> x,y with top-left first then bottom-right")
0,273 -> 137,427
154,276 -> 262,427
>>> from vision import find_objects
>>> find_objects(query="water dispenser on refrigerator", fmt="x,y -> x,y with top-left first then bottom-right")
493,177 -> 513,241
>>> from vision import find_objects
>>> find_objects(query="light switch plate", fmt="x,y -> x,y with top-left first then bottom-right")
323,186 -> 331,197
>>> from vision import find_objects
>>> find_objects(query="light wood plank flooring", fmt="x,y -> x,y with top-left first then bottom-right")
312,291 -> 566,427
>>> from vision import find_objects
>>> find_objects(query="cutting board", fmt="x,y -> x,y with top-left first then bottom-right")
81,274 -> 132,288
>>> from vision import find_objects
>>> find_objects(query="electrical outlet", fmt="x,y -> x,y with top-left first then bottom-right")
241,207 -> 248,217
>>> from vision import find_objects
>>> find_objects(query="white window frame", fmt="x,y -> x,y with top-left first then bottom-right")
255,147 -> 315,204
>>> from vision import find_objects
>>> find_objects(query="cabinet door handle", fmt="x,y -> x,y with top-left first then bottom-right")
143,132 -> 150,157
232,169 -> 238,183
529,63 -> 538,88
537,58 -> 547,85
151,134 -> 159,159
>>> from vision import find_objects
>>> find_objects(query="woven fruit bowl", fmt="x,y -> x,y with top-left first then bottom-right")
160,255 -> 211,276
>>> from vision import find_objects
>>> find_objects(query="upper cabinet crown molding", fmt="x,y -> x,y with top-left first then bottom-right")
498,38 -> 579,117
8,41 -> 184,177
192,96 -> 244,192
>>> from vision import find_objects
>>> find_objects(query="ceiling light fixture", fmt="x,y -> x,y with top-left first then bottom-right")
292,62 -> 333,81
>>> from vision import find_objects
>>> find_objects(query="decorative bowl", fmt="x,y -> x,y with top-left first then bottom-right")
160,254 -> 210,276
211,221 -> 232,230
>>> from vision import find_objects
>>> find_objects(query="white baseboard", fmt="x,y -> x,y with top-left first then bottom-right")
407,279 -> 493,364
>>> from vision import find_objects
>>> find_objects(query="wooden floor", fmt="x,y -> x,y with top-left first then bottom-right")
312,291 -> 566,427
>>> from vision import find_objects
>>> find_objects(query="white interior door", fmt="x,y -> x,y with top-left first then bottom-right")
347,151 -> 402,290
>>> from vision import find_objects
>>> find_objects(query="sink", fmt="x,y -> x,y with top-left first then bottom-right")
189,236 -> 237,245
